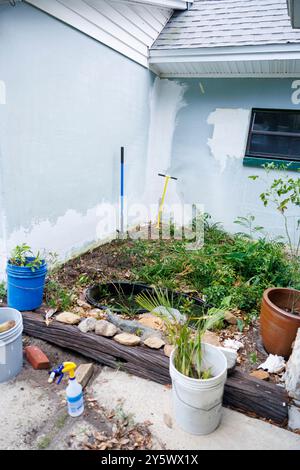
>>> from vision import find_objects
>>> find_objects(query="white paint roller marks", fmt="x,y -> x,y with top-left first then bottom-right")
143,78 -> 187,213
207,108 -> 251,172
4,203 -> 117,274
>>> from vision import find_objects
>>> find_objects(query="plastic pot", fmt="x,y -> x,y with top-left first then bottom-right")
0,307 -> 23,383
260,287 -> 300,358
170,343 -> 227,435
7,258 -> 47,311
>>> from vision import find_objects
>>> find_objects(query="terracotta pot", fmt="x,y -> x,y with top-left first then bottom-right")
260,287 -> 300,358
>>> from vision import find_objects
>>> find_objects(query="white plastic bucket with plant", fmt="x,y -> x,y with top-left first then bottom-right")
136,289 -> 227,435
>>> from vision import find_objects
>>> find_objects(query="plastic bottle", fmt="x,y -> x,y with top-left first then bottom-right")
62,362 -> 84,417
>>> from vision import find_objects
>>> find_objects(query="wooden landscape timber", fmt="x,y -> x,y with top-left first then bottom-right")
22,311 -> 288,426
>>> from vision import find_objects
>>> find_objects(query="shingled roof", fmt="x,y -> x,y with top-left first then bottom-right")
151,0 -> 300,50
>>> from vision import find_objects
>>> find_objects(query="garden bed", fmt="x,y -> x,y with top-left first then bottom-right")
48,236 -> 293,382
22,310 -> 288,426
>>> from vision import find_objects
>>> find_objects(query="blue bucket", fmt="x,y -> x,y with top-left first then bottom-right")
6,258 -> 47,311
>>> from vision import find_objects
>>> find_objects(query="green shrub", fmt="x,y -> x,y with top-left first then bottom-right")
122,214 -> 299,317
0,282 -> 6,302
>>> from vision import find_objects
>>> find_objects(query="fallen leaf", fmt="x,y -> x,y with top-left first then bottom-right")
163,413 -> 173,429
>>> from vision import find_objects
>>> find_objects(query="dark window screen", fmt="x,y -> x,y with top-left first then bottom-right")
246,109 -> 300,162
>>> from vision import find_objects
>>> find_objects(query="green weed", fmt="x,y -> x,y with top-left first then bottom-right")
44,279 -> 73,311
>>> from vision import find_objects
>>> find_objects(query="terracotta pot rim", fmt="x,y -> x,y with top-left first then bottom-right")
263,287 -> 300,321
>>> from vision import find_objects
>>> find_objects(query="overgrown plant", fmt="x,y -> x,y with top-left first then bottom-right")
250,163 -> 300,313
136,288 -> 225,379
249,163 -> 300,258
0,281 -> 6,302
123,215 -> 297,318
44,279 -> 73,311
234,214 -> 264,239
9,244 -> 43,271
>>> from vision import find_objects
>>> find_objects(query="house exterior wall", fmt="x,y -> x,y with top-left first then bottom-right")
0,3 -> 299,281
144,76 -> 300,242
0,2 -> 154,278
25,0 -> 173,68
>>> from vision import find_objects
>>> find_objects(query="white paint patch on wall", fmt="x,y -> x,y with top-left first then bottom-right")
143,77 -> 187,222
207,108 -> 251,172
0,203 -> 118,280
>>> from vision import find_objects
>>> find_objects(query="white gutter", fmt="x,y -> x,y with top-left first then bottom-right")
149,43 -> 300,65
109,0 -> 191,10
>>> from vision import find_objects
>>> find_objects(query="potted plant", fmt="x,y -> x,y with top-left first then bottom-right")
250,164 -> 300,357
7,244 -> 48,311
136,289 -> 227,435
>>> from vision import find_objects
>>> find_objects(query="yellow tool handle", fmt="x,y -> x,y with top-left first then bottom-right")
157,176 -> 171,229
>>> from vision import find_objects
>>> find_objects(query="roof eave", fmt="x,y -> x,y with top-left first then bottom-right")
149,44 -> 300,77
149,43 -> 300,63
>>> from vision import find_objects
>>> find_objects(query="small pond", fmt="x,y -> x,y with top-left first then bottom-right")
86,282 -> 206,319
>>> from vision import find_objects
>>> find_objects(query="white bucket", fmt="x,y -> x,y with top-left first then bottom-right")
0,308 -> 23,383
170,343 -> 227,435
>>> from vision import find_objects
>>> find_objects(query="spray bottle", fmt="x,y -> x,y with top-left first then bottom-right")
62,362 -> 84,418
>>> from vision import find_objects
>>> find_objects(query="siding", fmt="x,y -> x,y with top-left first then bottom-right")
25,0 -> 173,67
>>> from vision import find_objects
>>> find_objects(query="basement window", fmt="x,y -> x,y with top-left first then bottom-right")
244,109 -> 300,170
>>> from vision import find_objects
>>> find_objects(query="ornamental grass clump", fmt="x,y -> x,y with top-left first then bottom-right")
136,288 -> 225,379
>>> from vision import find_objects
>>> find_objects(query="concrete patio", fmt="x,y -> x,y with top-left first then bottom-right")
1,339 -> 299,450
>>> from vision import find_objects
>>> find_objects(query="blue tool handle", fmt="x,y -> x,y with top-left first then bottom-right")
57,374 -> 63,385
120,147 -> 125,234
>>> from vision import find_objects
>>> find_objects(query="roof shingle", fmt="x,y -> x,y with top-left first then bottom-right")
151,0 -> 300,50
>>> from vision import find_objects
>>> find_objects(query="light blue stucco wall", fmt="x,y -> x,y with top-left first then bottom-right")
0,2 -> 299,279
160,77 -> 300,239
0,2 -> 154,274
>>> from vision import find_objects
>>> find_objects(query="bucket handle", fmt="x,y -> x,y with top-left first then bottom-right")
7,282 -> 45,290
173,383 -> 222,412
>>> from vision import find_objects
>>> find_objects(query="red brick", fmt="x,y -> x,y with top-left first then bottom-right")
25,346 -> 50,370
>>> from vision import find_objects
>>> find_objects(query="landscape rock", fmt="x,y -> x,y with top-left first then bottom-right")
75,363 -> 94,389
88,308 -> 106,319
138,314 -> 165,331
164,344 -> 174,358
152,306 -> 186,324
202,331 -> 221,347
114,333 -> 141,346
72,306 -> 86,316
95,320 -> 118,338
285,329 -> 300,399
250,370 -> 270,381
218,347 -> 237,371
224,311 -> 237,325
78,317 -> 97,333
223,338 -> 244,351
144,336 -> 165,349
258,354 -> 285,374
288,405 -> 300,431
55,312 -> 81,325
107,311 -> 162,339
77,300 -> 92,309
